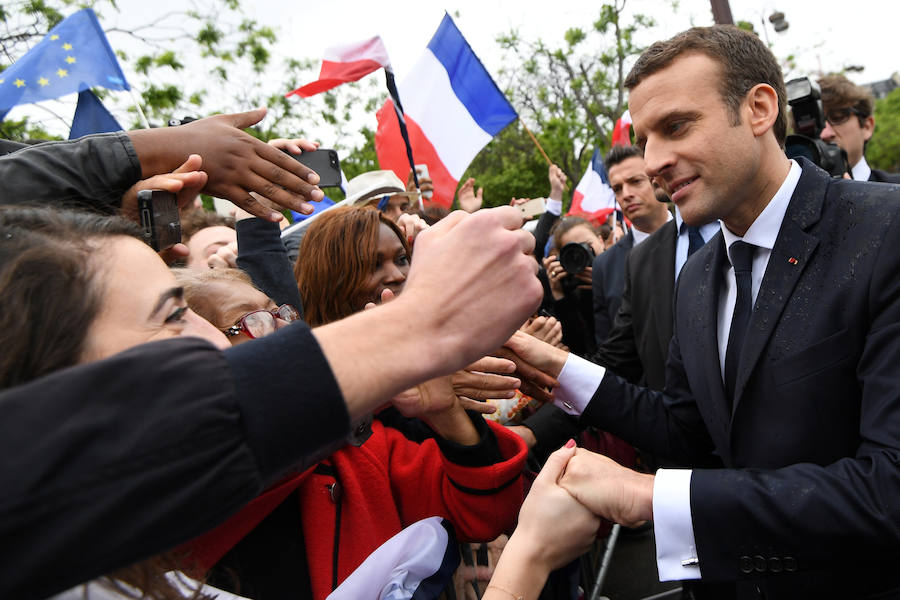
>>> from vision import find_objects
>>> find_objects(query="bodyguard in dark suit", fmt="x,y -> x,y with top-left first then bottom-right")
505,26 -> 900,599
591,228 -> 633,343
592,145 -> 672,346
596,205 -> 718,390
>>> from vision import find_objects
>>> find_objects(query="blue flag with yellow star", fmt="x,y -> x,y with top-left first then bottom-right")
0,8 -> 129,119
69,89 -> 122,139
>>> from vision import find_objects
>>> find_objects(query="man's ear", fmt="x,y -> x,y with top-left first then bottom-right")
745,83 -> 780,138
862,115 -> 875,142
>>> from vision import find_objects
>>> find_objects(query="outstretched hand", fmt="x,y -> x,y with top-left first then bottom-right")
486,441 -> 600,598
502,329 -> 569,381
548,164 -> 567,201
458,177 -> 484,213
128,108 -> 325,222
559,448 -> 654,527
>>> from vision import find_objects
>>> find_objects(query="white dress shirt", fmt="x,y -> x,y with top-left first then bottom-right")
553,160 -> 803,581
674,206 -> 721,280
851,156 -> 872,182
546,197 -> 563,216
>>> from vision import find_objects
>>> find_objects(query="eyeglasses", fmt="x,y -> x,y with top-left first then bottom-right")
825,106 -> 863,126
223,304 -> 300,338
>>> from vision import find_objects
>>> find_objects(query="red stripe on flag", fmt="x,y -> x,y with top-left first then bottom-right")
287,59 -> 384,98
375,99 -> 457,209
568,190 -> 616,228
611,120 -> 631,146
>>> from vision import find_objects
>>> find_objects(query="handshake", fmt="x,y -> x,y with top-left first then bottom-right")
480,330 -> 657,598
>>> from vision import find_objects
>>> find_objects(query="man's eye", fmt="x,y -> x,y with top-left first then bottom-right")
667,121 -> 686,135
165,306 -> 188,324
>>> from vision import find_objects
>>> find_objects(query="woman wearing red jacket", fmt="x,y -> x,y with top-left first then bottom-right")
178,209 -> 527,599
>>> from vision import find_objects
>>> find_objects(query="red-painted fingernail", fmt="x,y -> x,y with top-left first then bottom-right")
565,439 -> 576,448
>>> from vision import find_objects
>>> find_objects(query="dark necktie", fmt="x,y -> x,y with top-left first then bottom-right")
687,225 -> 705,257
724,241 -> 755,405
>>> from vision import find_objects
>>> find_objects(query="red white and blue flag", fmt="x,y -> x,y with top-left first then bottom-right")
375,14 -> 517,208
611,109 -> 632,147
567,148 -> 618,226
286,36 -> 391,98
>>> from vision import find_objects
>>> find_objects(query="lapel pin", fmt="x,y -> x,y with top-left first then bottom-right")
788,257 -> 798,265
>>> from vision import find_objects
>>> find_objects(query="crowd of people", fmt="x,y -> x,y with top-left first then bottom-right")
1,23 -> 899,600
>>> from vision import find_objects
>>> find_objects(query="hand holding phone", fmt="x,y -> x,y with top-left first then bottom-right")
284,148 -> 342,188
137,189 -> 182,251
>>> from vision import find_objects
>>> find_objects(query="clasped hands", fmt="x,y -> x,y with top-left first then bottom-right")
501,329 -> 656,528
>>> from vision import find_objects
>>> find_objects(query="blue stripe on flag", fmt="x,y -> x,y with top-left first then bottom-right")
590,148 -> 611,185
426,13 -> 517,136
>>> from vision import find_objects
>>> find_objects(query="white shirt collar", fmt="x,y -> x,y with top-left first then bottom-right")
632,211 -> 672,246
720,160 -> 802,253
675,206 -> 719,239
851,156 -> 871,182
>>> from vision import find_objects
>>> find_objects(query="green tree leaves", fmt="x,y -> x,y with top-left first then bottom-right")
868,86 -> 900,172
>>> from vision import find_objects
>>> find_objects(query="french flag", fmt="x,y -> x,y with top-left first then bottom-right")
611,109 -> 632,147
286,36 -> 391,98
375,14 -> 517,208
567,148 -> 617,226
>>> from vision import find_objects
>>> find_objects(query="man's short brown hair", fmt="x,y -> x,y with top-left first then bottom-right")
818,73 -> 874,123
624,25 -> 787,146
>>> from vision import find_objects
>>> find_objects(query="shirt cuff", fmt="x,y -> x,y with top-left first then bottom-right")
546,198 -> 562,216
653,468 -> 701,581
552,353 -> 605,416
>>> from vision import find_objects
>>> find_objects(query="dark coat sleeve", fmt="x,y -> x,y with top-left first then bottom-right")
0,324 -> 349,600
532,210 -> 559,263
0,132 -> 141,211
591,254 -> 645,384
235,218 -> 304,314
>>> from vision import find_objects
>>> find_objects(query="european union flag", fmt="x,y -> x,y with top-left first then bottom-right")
69,89 -> 122,139
0,8 -> 129,119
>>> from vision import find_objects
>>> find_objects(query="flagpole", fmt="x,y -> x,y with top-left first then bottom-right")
128,88 -> 150,129
384,70 -> 420,190
518,117 -> 551,165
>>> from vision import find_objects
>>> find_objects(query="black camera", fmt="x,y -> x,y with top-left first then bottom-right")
784,77 -> 850,177
558,242 -> 595,274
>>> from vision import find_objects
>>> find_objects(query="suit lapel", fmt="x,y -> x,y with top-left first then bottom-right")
686,233 -> 733,446
655,221 -> 677,352
732,162 -> 826,412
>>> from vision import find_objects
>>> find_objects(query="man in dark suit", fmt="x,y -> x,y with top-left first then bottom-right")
596,179 -> 718,390
506,26 -> 900,599
819,73 -> 900,183
592,145 -> 671,346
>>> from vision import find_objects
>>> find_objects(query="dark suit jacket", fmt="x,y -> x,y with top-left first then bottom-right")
869,168 -> 900,184
581,159 -> 900,598
593,219 -> 676,390
591,230 -> 634,345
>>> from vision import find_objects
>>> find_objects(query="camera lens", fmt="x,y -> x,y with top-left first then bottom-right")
559,242 -> 595,274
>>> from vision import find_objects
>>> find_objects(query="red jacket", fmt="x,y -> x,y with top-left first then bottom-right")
184,418 -> 527,599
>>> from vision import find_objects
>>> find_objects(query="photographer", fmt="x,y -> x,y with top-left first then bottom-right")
819,73 -> 900,183
542,216 -> 602,357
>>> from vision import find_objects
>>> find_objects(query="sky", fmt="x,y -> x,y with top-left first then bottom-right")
5,0 -> 899,137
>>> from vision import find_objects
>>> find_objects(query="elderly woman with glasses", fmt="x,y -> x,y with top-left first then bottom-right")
175,268 -> 301,344
174,224 -> 528,599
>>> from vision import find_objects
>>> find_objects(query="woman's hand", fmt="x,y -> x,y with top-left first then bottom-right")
484,442 -> 600,599
542,255 -> 566,300
397,213 -> 429,246
520,315 -> 563,348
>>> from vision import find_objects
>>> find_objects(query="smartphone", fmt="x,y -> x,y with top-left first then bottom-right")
284,148 -> 342,188
517,197 -> 546,219
137,189 -> 181,252
414,164 -> 432,199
